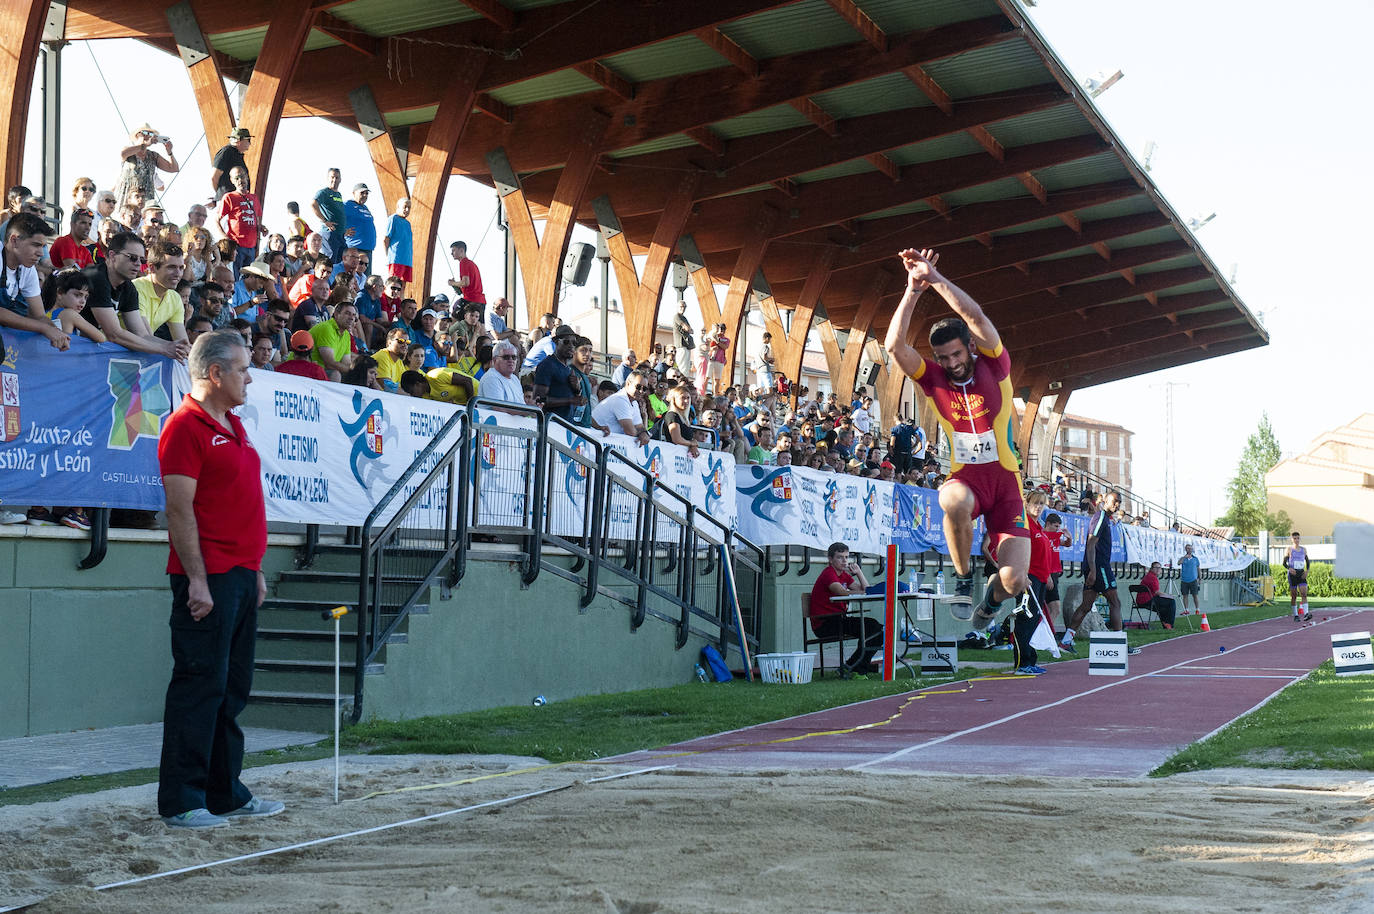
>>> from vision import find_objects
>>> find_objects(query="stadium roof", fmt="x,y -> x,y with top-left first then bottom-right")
45,0 -> 1267,402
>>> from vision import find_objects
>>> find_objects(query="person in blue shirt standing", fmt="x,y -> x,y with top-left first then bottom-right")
1177,543 -> 1201,613
383,197 -> 412,290
343,183 -> 376,266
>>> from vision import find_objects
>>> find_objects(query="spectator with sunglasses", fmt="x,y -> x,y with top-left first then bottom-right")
81,230 -> 188,360
253,299 -> 291,362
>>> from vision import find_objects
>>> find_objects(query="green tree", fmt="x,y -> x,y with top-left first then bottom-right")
1215,413 -> 1286,535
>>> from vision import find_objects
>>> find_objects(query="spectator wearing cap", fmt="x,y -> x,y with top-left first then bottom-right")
446,240 -> 485,308
210,127 -> 251,200
231,261 -> 273,321
342,183 -> 375,264
133,242 -> 189,341
383,197 -> 412,287
311,168 -> 345,263
522,322 -> 574,373
413,306 -> 450,370
216,166 -> 260,275
276,330 -> 327,380
51,207 -> 96,270
310,301 -> 359,381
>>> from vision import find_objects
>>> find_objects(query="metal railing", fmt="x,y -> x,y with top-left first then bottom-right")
1049,454 -> 1222,538
353,407 -> 469,721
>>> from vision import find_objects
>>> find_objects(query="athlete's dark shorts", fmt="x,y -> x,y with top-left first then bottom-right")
1045,571 -> 1062,603
1088,563 -> 1117,594
1180,581 -> 1200,597
1288,571 -> 1307,589
944,465 -> 1029,551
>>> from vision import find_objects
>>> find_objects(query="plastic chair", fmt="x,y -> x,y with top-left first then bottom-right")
801,591 -> 864,678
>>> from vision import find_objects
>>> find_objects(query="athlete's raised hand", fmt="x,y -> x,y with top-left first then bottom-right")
898,248 -> 941,292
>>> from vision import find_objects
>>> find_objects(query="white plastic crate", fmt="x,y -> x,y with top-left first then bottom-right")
756,652 -> 816,684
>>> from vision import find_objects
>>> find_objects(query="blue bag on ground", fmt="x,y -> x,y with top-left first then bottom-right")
700,644 -> 732,682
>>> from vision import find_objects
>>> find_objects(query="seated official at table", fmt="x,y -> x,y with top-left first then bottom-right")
808,541 -> 884,672
1135,561 -> 1177,628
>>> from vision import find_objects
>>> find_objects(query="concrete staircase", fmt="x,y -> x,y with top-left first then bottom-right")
240,543 -> 431,733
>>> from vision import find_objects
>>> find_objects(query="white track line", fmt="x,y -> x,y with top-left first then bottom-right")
1147,673 -> 1300,680
849,615 -> 1341,771
81,766 -> 672,896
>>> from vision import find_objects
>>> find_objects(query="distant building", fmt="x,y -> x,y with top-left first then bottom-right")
1266,413 -> 1374,538
1019,409 -> 1134,494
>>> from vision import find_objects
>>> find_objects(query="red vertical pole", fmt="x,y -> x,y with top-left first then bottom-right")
883,543 -> 897,681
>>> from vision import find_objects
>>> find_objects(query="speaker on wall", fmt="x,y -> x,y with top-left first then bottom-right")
562,242 -> 595,287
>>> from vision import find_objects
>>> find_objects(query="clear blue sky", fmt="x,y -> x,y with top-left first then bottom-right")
22,2 -> 1370,524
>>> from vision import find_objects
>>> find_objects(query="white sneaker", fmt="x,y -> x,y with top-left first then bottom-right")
0,510 -> 26,525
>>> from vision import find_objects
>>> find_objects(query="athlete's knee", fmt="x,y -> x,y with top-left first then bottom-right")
938,482 -> 973,517
998,566 -> 1027,597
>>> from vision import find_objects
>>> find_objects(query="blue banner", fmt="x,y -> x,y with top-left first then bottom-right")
0,331 -> 187,511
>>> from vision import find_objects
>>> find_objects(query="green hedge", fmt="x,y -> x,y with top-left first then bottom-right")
1269,563 -> 1374,598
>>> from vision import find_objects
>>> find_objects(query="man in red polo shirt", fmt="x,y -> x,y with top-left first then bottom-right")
807,541 -> 883,673
157,328 -> 283,829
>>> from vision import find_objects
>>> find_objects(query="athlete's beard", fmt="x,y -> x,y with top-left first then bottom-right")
944,355 -> 975,382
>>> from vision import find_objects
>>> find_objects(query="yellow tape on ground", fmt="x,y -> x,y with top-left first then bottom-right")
360,682 -> 980,800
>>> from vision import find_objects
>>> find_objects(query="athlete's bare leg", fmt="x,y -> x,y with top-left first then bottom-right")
987,536 -> 1030,603
1103,588 -> 1123,630
938,480 -> 976,577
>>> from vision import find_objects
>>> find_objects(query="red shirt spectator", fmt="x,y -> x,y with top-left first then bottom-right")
217,189 -> 260,248
1026,514 -> 1052,583
809,563 -> 853,622
275,330 -> 328,379
1044,528 -> 1067,575
158,394 -> 266,576
1136,569 -> 1161,606
50,235 -> 94,270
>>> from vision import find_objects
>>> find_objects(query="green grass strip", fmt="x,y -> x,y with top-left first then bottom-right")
1152,661 -> 1374,775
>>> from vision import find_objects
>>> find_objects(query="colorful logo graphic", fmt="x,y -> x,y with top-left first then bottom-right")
1,368 -> 18,443
699,454 -> 726,514
563,436 -> 592,500
641,444 -> 664,480
338,390 -> 385,488
863,482 -> 879,526
823,478 -> 840,530
106,359 -> 170,450
739,466 -> 793,522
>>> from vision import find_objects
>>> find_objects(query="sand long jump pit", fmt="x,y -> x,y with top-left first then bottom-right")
2,754 -> 1371,913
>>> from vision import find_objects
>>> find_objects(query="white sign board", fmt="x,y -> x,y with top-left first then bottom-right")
1333,523 -> 1374,579
1331,631 -> 1373,677
920,639 -> 959,674
1088,631 -> 1129,676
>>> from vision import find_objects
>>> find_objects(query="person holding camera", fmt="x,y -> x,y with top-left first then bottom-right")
115,124 -> 179,207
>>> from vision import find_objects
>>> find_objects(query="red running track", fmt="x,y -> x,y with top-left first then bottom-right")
616,610 -> 1372,778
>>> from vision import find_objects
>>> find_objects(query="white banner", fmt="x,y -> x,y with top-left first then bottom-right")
735,464 -> 896,554
1118,524 -> 1254,573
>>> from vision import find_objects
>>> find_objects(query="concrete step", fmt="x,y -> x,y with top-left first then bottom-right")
241,690 -> 339,734
251,657 -> 382,694
257,627 -> 407,662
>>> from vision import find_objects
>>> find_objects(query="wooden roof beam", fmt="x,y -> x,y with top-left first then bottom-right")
867,152 -> 900,181
312,10 -> 380,57
1009,290 -> 1227,342
685,126 -> 725,155
475,93 -> 516,124
789,97 -> 838,136
824,0 -> 889,52
695,26 -> 759,77
903,64 -> 953,115
575,60 -> 635,100
961,240 -> 1192,305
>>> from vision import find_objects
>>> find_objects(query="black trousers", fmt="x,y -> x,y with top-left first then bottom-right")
1012,576 -> 1047,669
158,566 -> 259,818
812,615 -> 884,670
1149,595 -> 1177,627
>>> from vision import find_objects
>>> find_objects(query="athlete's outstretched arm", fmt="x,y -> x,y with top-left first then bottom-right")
898,248 -> 1001,353
884,248 -> 939,377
